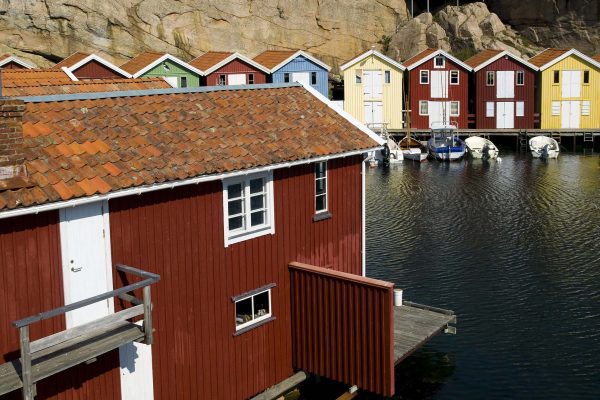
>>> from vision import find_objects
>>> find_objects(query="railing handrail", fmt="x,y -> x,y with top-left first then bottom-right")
12,264 -> 160,328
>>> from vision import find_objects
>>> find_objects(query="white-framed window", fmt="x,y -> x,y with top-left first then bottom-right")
582,101 -> 590,116
315,162 -> 327,213
419,100 -> 429,116
434,56 -> 445,68
552,101 -> 560,115
223,172 -> 274,246
486,71 -> 495,86
311,72 -> 317,85
248,73 -> 255,85
384,70 -> 391,84
450,70 -> 459,85
516,101 -> 525,117
450,101 -> 460,116
284,73 -> 290,83
516,70 -> 525,86
420,70 -> 429,84
218,74 -> 226,85
234,285 -> 273,332
486,102 -> 494,117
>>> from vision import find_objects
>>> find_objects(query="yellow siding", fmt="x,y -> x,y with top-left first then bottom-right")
342,55 -> 404,130
540,55 -> 600,129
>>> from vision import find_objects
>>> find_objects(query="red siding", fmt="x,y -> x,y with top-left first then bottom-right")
474,58 -> 536,129
108,156 -> 363,400
0,212 -> 121,400
0,62 -> 26,70
409,57 -> 470,129
205,59 -> 267,86
289,262 -> 395,396
73,60 -> 123,79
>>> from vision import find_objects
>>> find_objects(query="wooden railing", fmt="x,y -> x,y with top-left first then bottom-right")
8,264 -> 160,400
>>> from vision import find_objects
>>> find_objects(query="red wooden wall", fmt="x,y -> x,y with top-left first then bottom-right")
72,60 -> 123,79
108,156 -> 364,400
474,58 -> 536,129
204,59 -> 267,86
409,57 -> 470,129
0,212 -> 121,400
289,262 -> 395,396
0,62 -> 26,70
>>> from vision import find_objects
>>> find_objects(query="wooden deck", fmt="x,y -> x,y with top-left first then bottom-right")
393,302 -> 456,364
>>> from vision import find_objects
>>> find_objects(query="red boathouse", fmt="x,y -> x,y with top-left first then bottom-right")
189,51 -> 269,86
404,48 -> 472,129
465,49 -> 539,129
53,52 -> 131,80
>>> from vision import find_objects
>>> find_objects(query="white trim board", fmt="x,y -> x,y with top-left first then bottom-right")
534,48 -> 600,71
202,52 -> 271,75
0,56 -> 35,69
405,49 -> 473,72
61,67 -> 79,81
267,50 -> 331,72
64,53 -> 133,78
130,53 -> 204,78
340,49 -> 405,72
471,50 -> 539,72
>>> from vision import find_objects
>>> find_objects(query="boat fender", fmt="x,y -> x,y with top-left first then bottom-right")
382,143 -> 391,160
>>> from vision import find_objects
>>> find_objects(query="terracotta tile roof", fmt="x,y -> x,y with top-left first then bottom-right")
189,52 -> 233,71
120,52 -> 165,74
464,49 -> 503,68
253,51 -> 297,70
1,70 -> 170,96
53,52 -> 91,69
528,48 -> 570,68
0,85 -> 379,210
403,48 -> 437,67
593,54 -> 600,63
0,54 -> 12,62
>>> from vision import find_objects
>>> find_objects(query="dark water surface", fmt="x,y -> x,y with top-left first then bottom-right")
364,153 -> 600,399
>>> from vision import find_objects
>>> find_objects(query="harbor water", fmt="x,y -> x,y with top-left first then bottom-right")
364,152 -> 600,399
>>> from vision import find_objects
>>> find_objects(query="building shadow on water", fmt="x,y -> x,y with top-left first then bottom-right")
297,346 -> 455,400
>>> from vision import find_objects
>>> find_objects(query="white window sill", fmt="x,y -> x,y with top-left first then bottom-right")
233,316 -> 276,336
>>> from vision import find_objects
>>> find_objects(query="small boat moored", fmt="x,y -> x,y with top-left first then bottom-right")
529,136 -> 560,159
465,136 -> 499,160
427,123 -> 466,161
399,136 -> 428,162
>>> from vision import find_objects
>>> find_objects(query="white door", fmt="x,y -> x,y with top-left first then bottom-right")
292,72 -> 310,86
60,201 -> 113,328
496,71 -> 515,98
496,102 -> 514,129
363,70 -> 383,99
430,71 -> 448,98
428,101 -> 450,127
562,71 -> 581,98
364,101 -> 383,125
163,76 -> 178,88
119,321 -> 155,400
561,101 -> 580,128
228,73 -> 246,85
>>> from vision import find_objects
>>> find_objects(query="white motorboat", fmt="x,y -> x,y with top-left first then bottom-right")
529,136 -> 559,159
427,123 -> 466,161
465,136 -> 499,160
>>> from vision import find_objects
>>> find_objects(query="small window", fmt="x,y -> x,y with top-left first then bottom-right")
284,73 -> 290,83
552,101 -> 560,115
315,162 -> 327,213
419,100 -> 429,116
223,172 -> 274,246
355,71 -> 362,84
218,74 -> 226,85
180,76 -> 188,88
450,70 -> 459,85
486,102 -> 494,117
516,101 -> 525,117
311,72 -> 317,85
420,70 -> 429,84
516,71 -> 524,86
583,70 -> 590,84
384,70 -> 391,84
582,101 -> 590,116
553,70 -> 560,84
235,287 -> 272,332
450,101 -> 459,116
248,73 -> 255,85
434,56 -> 445,68
486,71 -> 495,86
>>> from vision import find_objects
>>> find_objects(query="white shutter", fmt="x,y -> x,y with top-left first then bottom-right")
486,102 -> 495,117
430,71 -> 448,98
497,71 -> 514,98
363,71 -> 373,98
364,102 -> 372,124
582,101 -> 590,116
372,71 -> 383,97
228,74 -> 246,85
562,71 -> 573,98
292,72 -> 310,86
373,102 -> 383,124
552,101 -> 560,116
570,71 -> 581,98
163,76 -> 178,88
570,101 -> 580,128
516,101 -> 525,117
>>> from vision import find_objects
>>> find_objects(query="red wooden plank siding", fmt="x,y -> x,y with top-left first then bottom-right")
409,58 -> 470,129
108,156 -> 363,400
205,59 -> 267,86
0,62 -> 25,70
289,262 -> 395,396
474,58 -> 536,129
0,211 -> 121,400
73,60 -> 122,79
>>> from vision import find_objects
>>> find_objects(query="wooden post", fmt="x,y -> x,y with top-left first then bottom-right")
143,286 -> 153,345
20,326 -> 33,400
